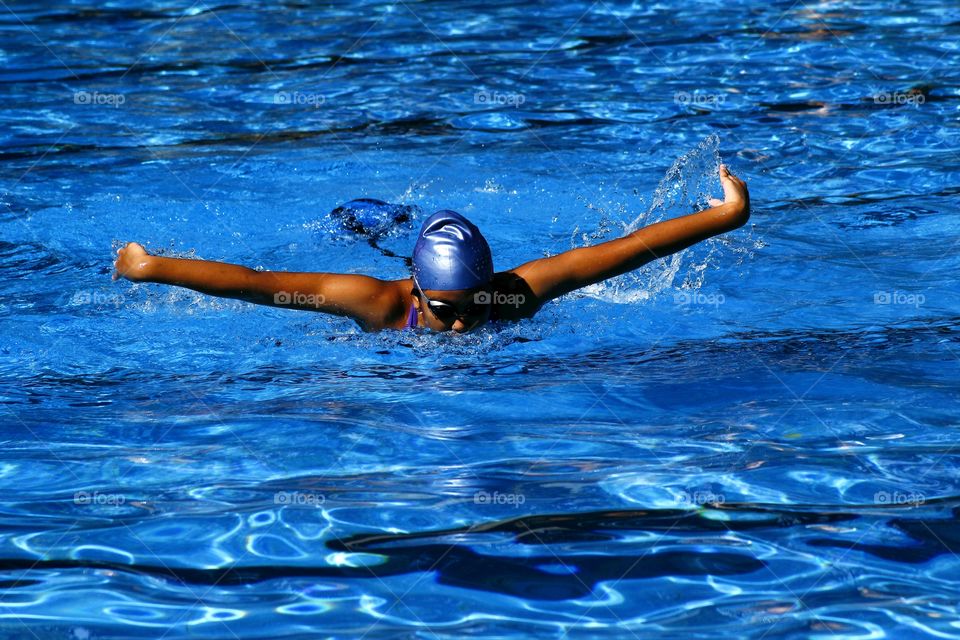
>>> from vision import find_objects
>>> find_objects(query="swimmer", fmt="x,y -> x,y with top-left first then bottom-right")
112,165 -> 749,333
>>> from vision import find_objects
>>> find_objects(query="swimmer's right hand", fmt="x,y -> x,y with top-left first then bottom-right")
112,242 -> 152,282
708,164 -> 750,220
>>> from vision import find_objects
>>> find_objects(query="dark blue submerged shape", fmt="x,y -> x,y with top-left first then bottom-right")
329,198 -> 421,239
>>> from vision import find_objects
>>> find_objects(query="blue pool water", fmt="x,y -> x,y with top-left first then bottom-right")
2,0 -> 959,637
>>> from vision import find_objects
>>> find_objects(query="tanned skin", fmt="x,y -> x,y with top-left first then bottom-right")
113,165 -> 750,333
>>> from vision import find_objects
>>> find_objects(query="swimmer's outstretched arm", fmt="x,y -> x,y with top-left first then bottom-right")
111,243 -> 401,330
508,164 -> 750,307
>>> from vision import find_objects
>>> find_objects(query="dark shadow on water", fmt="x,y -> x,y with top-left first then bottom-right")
0,508 -> 771,600
1,502 -> 958,599
807,506 -> 960,564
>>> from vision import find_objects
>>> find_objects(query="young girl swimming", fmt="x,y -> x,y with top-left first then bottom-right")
112,165 -> 749,333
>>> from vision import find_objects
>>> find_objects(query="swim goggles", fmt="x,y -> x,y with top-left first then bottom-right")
412,276 -> 491,323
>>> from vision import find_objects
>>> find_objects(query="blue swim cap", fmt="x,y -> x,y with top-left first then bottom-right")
412,210 -> 493,291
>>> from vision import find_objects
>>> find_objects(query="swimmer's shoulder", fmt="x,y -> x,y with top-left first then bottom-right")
490,271 -> 541,322
330,277 -> 410,332
375,278 -> 416,331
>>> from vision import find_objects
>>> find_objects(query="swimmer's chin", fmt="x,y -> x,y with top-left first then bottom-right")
442,320 -> 487,334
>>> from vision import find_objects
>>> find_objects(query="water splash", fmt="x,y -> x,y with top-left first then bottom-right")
626,134 -> 723,234
576,134 -> 751,304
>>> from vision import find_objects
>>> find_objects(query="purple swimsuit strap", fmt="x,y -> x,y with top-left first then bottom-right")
405,302 -> 418,329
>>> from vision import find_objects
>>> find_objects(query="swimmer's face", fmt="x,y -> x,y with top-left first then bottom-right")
415,286 -> 493,333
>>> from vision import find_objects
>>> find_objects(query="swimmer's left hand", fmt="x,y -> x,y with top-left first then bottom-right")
113,242 -> 152,282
